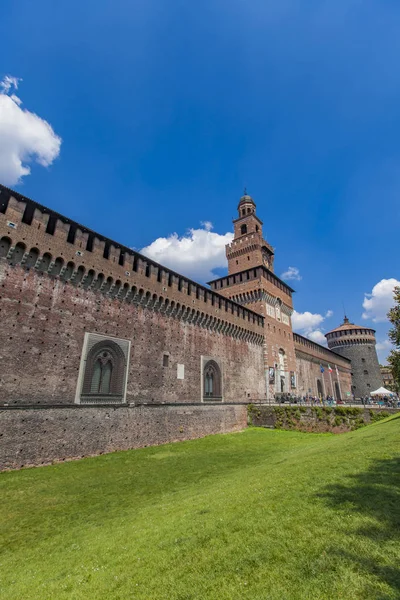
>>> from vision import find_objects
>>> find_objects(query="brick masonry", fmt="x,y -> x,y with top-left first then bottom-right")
0,261 -> 266,406
294,333 -> 352,399
0,404 -> 247,470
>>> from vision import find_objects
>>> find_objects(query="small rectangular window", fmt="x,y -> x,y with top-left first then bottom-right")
22,203 -> 35,225
163,354 -> 169,367
45,214 -> 57,235
67,224 -> 77,244
103,241 -> 110,259
0,193 -> 10,214
86,234 -> 94,252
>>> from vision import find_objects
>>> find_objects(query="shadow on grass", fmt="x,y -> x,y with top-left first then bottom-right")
319,455 -> 400,596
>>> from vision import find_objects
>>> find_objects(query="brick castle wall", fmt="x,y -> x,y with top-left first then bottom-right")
0,261 -> 266,406
294,333 -> 352,399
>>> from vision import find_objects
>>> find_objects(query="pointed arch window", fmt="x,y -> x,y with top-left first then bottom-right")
203,359 -> 222,401
80,338 -> 127,404
90,354 -> 114,394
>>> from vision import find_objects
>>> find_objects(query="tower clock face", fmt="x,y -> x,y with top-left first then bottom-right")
262,252 -> 270,268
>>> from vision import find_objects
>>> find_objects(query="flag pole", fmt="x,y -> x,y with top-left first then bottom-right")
336,366 -> 343,401
329,368 -> 334,399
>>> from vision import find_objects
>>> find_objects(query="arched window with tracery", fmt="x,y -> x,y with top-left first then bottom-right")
203,359 -> 222,401
90,353 -> 113,394
80,338 -> 128,404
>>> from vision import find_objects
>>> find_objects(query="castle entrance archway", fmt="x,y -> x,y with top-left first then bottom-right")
317,379 -> 323,399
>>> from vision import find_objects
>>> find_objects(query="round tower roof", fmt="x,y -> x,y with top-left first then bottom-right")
325,317 -> 375,336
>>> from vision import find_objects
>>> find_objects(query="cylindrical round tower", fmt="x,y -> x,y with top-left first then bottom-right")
325,317 -> 383,399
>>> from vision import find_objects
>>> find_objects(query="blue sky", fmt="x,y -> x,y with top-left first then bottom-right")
1,0 -> 399,361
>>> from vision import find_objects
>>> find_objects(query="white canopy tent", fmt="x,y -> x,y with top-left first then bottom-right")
370,386 -> 394,396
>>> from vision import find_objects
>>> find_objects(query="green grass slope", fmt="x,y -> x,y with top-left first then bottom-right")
1,416 -> 399,599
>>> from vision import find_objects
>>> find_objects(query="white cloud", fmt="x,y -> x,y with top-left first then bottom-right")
0,75 -> 61,185
141,223 -> 233,282
362,278 -> 400,323
0,75 -> 21,95
376,339 -> 392,352
376,339 -> 393,365
308,330 -> 327,345
281,266 -> 302,281
292,310 -> 325,331
291,309 -> 334,346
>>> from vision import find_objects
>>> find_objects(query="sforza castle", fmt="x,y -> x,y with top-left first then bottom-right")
0,184 -> 382,469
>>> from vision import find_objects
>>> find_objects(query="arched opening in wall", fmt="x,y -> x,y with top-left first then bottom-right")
61,261 -> 75,281
38,252 -> 52,272
335,382 -> 340,401
0,236 -> 11,258
144,291 -> 151,306
82,269 -> 95,289
49,256 -> 64,276
127,285 -> 137,302
103,277 -> 113,293
119,283 -> 129,299
72,265 -> 85,285
110,279 -> 122,298
241,224 -> 247,235
278,349 -> 287,393
25,247 -> 40,268
10,242 -> 26,266
203,359 -> 222,401
80,338 -> 128,404
93,273 -> 104,290
317,379 -> 323,399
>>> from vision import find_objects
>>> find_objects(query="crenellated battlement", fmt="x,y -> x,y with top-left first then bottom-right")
0,184 -> 265,343
293,332 -> 351,371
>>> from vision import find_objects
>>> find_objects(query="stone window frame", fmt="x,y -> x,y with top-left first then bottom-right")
75,333 -> 131,405
201,356 -> 223,402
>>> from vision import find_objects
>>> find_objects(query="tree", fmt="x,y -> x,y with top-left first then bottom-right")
387,286 -> 400,394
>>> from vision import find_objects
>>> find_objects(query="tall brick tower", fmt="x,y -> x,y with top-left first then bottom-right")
209,192 -> 297,398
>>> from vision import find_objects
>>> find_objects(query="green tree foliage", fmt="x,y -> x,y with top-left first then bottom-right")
387,286 -> 400,393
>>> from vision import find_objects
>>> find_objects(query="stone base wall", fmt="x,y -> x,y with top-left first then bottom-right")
248,404 -> 399,433
0,403 -> 247,471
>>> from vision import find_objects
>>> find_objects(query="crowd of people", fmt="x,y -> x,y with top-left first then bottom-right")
274,393 -> 399,407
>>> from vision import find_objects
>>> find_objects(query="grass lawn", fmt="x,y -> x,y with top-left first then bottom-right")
1,417 -> 399,599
